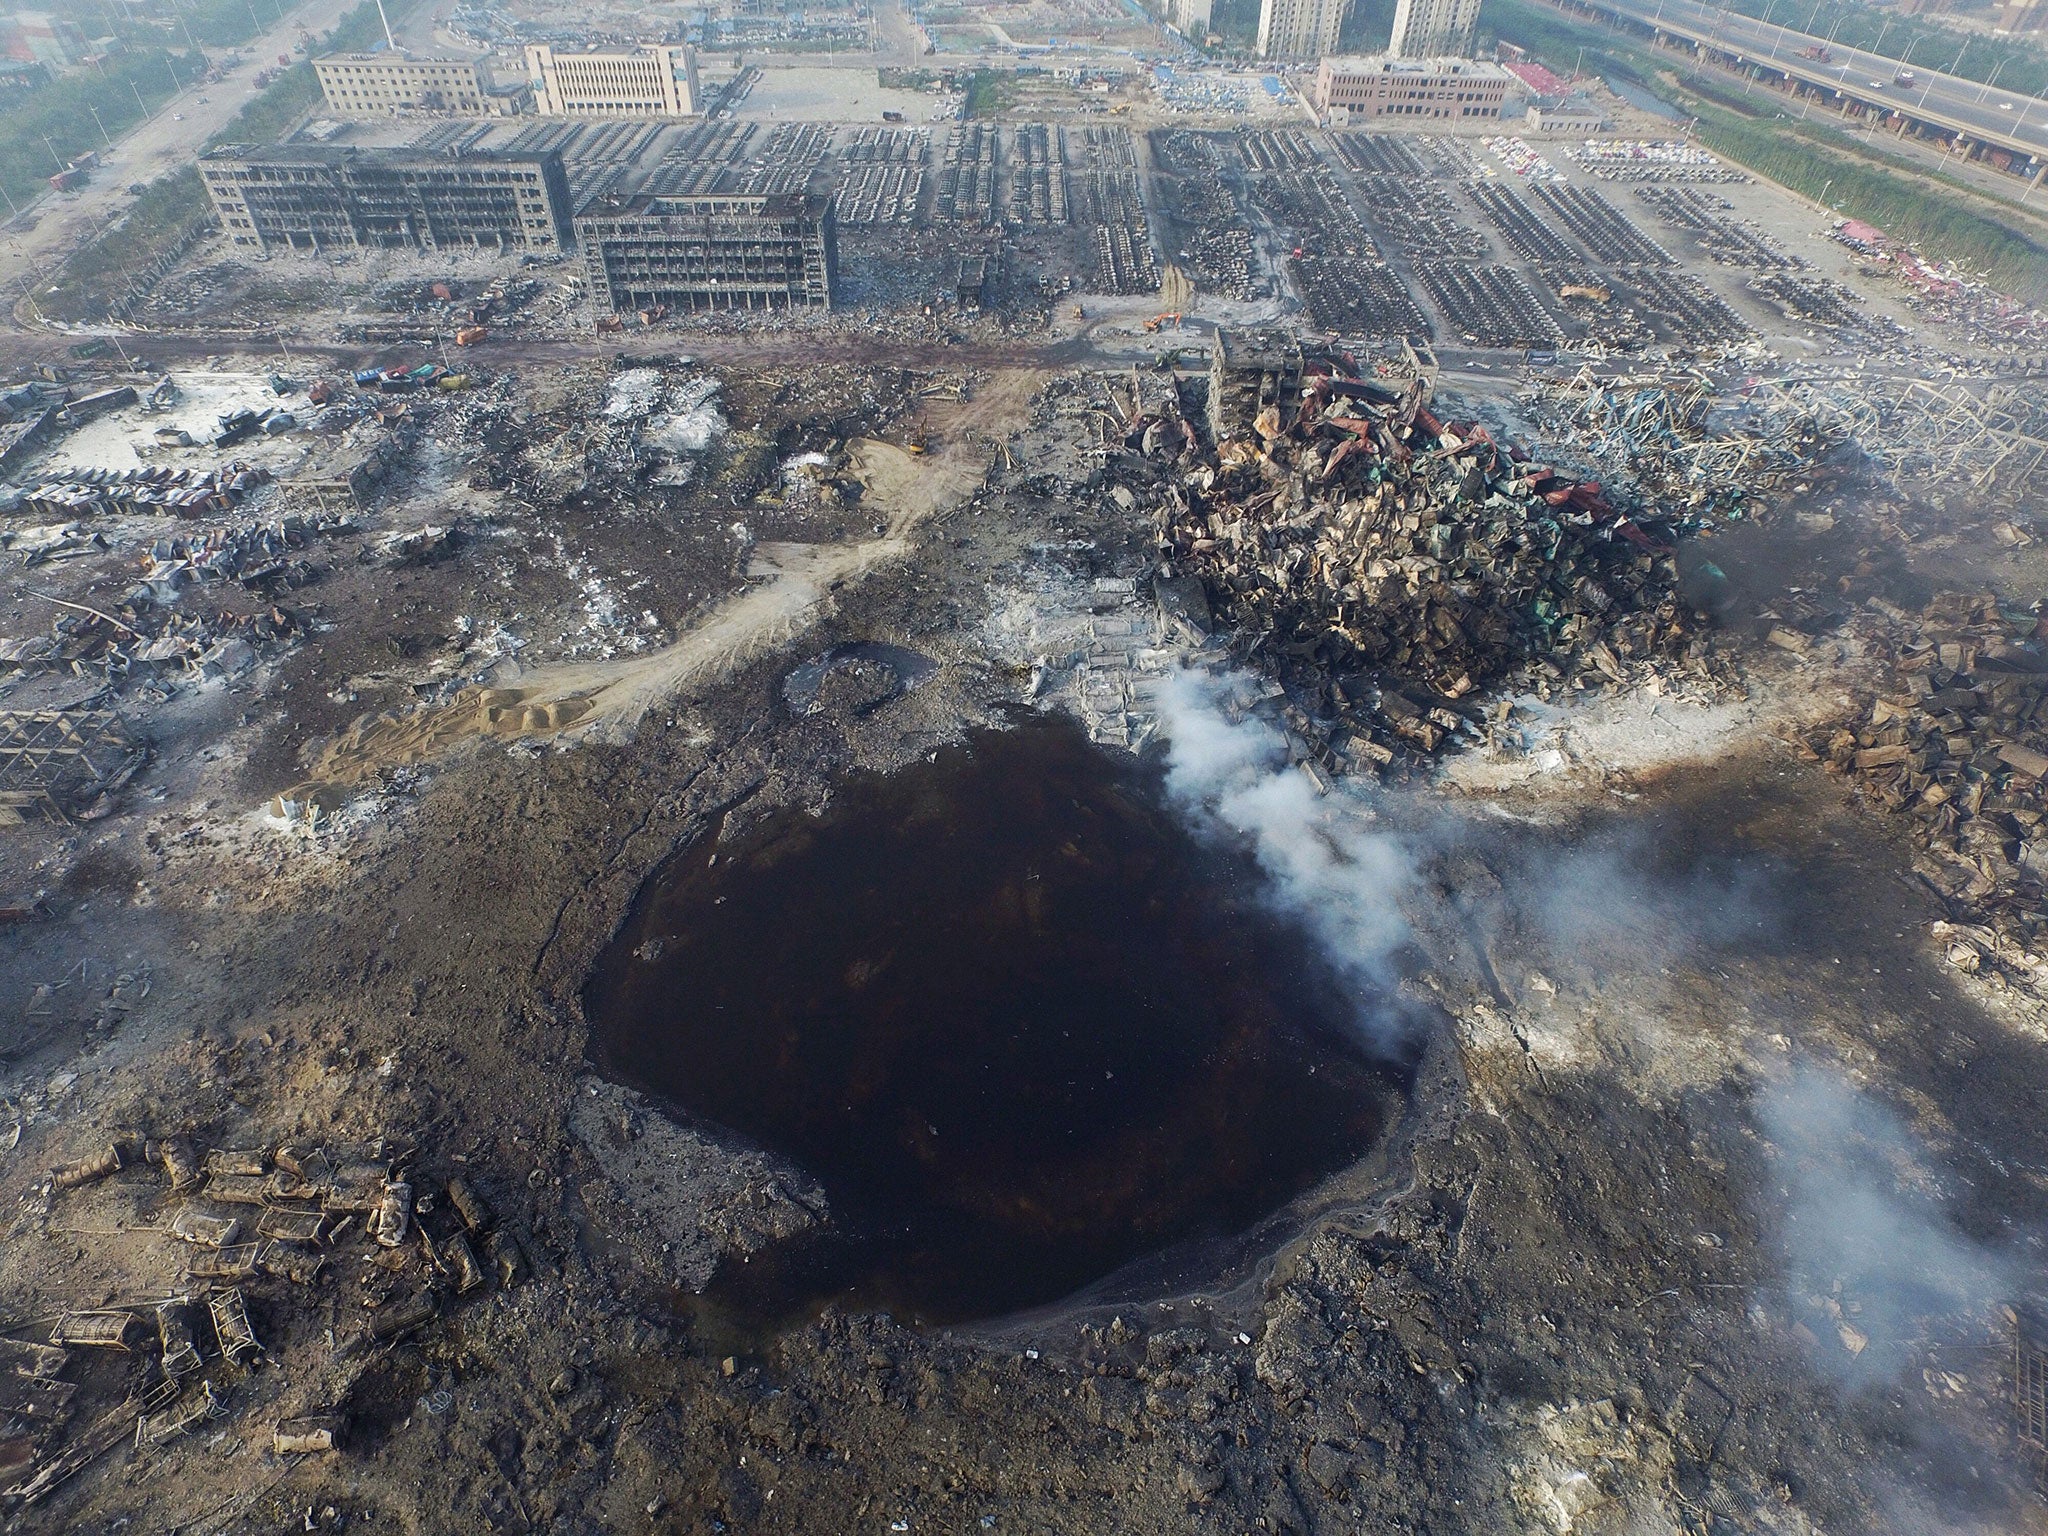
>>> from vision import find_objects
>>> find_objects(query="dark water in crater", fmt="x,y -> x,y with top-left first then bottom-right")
584,716 -> 1408,1326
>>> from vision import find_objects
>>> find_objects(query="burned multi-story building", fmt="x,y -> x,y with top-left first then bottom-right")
573,193 -> 835,313
1209,328 -> 1302,442
199,145 -> 573,255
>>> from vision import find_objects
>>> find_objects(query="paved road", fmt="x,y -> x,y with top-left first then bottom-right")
1593,0 -> 2047,160
3,0 -> 362,306
15,315 -> 2032,387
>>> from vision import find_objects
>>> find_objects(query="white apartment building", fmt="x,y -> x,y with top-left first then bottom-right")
1387,0 -> 1481,61
1256,0 -> 1351,59
1253,0 -> 1351,58
313,54 -> 493,116
524,43 -> 701,117
1170,0 -> 1214,41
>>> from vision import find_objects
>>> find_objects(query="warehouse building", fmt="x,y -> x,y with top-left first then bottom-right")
199,145 -> 572,254
574,193 -> 835,312
1526,100 -> 1611,133
313,54 -> 495,116
1313,56 -> 1510,121
525,43 -> 701,117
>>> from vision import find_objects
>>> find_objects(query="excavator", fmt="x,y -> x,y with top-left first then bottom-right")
1141,311 -> 1184,333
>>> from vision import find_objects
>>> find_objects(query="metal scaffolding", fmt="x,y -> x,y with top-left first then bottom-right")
0,710 -> 145,825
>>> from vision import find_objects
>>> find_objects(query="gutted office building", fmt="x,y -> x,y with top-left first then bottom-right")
574,193 -> 835,312
200,145 -> 573,254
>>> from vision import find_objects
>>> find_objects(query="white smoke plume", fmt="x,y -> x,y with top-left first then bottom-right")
1758,1066 -> 2011,1388
1158,671 -> 1418,1047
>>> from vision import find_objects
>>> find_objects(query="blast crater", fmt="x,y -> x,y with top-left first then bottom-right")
585,716 -> 1412,1325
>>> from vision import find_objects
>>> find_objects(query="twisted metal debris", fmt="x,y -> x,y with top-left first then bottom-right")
1532,365 -> 2048,515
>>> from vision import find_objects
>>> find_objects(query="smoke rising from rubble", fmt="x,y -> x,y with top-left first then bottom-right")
1477,821 -> 1776,977
1159,671 -> 1418,1048
1156,673 -> 1782,1046
1758,1067 -> 2010,1388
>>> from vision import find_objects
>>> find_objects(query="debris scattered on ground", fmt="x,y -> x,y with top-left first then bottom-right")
2,1127 -> 517,1507
1797,589 -> 2048,990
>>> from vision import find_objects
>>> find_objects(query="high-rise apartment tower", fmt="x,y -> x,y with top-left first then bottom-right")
1256,0 -> 1351,59
1388,0 -> 1481,60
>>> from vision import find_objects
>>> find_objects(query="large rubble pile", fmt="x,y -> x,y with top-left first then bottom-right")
0,514 -> 356,695
1117,346 -> 1741,775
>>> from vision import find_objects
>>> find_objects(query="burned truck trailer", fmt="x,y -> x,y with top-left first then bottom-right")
573,192 -> 835,313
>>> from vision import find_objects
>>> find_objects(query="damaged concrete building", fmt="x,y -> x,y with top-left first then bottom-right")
573,192 -> 836,313
198,145 -> 574,255
1209,327 -> 1303,441
1313,56 -> 1511,122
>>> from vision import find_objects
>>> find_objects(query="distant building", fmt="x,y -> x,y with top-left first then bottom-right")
1388,0 -> 1481,60
0,10 -> 87,69
1994,0 -> 2045,31
525,43 -> 701,117
1314,55 -> 1510,120
199,145 -> 572,255
574,193 -> 835,312
1256,0 -> 1351,60
313,54 -> 495,116
0,57 -> 49,94
1526,100 -> 1609,133
1170,0 -> 1214,41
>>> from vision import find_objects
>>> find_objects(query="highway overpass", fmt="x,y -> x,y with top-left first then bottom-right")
1549,0 -> 2047,187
